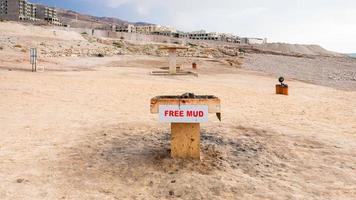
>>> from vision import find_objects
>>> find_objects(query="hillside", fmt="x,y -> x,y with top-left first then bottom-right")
57,9 -> 153,29
247,43 -> 345,58
0,21 -> 354,90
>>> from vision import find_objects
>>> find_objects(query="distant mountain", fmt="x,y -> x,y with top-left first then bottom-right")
134,22 -> 154,26
56,9 -> 154,29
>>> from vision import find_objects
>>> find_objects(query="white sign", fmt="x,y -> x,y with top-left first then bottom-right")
30,48 -> 37,64
159,105 -> 209,123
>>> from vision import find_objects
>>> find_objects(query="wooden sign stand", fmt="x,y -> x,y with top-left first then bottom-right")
171,123 -> 201,159
150,95 -> 221,160
150,46 -> 199,76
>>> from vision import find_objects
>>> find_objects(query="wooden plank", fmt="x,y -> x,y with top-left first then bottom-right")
169,49 -> 177,74
150,98 -> 221,114
171,123 -> 200,159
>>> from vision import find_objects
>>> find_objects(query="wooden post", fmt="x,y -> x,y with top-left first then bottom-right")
169,49 -> 177,74
171,123 -> 200,159
150,95 -> 221,160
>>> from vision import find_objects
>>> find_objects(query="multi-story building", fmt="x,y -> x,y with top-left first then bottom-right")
175,31 -> 189,39
0,0 -> 37,21
19,0 -> 37,20
151,25 -> 177,36
220,33 -> 240,43
134,25 -> 176,35
36,4 -> 61,25
115,24 -> 136,33
0,0 -> 8,18
28,3 -> 37,19
135,25 -> 156,34
0,0 -> 61,25
179,30 -> 241,43
240,37 -> 267,45
188,30 -> 220,41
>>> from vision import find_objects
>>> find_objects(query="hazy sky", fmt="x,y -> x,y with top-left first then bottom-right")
32,0 -> 356,53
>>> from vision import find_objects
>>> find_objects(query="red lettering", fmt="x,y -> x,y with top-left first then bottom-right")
187,111 -> 193,117
165,110 -> 185,117
166,109 -> 205,118
179,110 -> 184,117
186,110 -> 204,117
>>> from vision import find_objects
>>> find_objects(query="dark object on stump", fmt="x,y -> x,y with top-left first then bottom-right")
192,62 -> 197,69
181,92 -> 196,99
276,77 -> 289,95
279,77 -> 285,84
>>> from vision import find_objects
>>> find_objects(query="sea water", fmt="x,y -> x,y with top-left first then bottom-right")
348,53 -> 356,58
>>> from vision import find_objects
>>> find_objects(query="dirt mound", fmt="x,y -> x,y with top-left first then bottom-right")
243,54 -> 356,91
0,22 -> 127,57
250,43 -> 344,57
0,22 -> 84,41
58,124 -> 300,199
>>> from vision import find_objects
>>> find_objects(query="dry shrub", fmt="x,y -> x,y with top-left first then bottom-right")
226,58 -> 243,68
113,41 -> 123,48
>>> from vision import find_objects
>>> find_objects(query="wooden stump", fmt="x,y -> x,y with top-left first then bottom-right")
276,85 -> 289,95
169,49 -> 177,74
171,123 -> 200,159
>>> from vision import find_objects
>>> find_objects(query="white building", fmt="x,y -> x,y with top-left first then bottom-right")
220,33 -> 240,43
135,24 -> 176,34
188,30 -> 220,40
36,4 -> 61,25
241,37 -> 267,45
115,24 -> 136,33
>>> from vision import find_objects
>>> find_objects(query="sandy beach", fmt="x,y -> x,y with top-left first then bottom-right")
0,22 -> 356,199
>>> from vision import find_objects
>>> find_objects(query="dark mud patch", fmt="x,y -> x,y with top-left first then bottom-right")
55,123 -> 344,199
59,124 -> 301,180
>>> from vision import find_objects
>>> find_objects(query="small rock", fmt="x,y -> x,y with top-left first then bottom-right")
16,178 -> 25,183
169,191 -> 174,196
